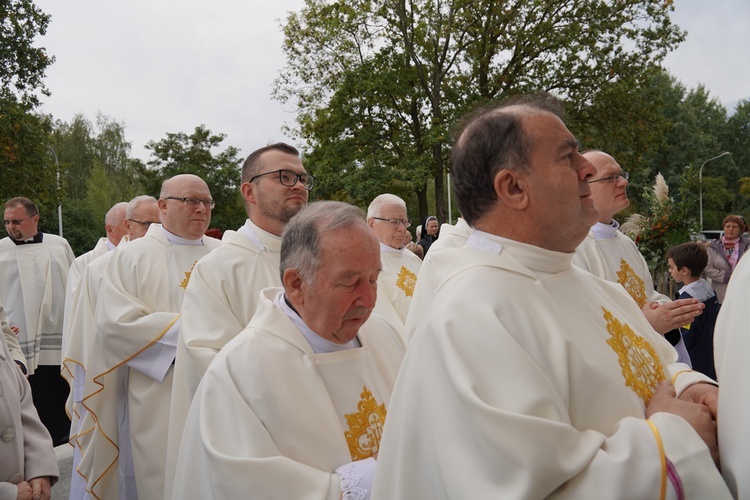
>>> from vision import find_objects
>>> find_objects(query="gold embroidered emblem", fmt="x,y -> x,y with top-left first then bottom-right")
344,386 -> 387,461
616,259 -> 647,308
396,266 -> 417,297
179,260 -> 198,289
602,307 -> 666,404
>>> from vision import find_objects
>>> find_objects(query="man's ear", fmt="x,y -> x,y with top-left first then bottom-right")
493,169 -> 529,210
283,268 -> 305,307
241,181 -> 256,205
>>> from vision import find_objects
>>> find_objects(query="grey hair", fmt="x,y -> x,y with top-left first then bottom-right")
126,195 -> 158,219
367,193 -> 406,218
105,202 -> 128,226
280,201 -> 367,284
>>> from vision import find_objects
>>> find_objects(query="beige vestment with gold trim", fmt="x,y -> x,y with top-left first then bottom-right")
171,288 -> 404,499
83,225 -> 219,500
374,232 -> 729,499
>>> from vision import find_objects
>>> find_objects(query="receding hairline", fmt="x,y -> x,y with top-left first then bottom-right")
160,174 -> 210,199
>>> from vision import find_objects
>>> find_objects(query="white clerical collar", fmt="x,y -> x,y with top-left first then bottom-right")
273,290 -> 361,353
469,230 -> 573,275
590,220 -> 620,240
242,219 -> 282,253
379,242 -> 403,253
106,239 -> 117,251
679,279 -> 716,302
161,227 -> 204,246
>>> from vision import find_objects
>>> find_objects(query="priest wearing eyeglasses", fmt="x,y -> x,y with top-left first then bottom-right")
84,174 -> 220,500
366,194 -> 422,336
0,196 -> 74,447
572,150 -> 702,365
164,143 -> 312,498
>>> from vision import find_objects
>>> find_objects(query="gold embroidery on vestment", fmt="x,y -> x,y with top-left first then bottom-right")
616,259 -> 647,308
344,386 -> 387,461
396,265 -> 417,297
180,260 -> 199,289
602,307 -> 665,404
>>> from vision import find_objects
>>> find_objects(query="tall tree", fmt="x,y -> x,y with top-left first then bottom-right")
142,125 -> 245,231
275,0 -> 685,221
0,0 -> 54,109
0,97 -> 58,210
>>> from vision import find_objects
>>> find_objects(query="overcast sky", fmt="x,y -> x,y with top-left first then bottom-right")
34,0 -> 750,163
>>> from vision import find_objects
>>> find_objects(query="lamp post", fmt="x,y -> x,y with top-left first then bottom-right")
699,151 -> 731,231
47,146 -> 63,237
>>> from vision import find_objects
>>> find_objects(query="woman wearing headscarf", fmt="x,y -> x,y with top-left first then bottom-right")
417,216 -> 439,255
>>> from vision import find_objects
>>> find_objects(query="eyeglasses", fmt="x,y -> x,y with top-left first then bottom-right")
164,197 -> 216,209
3,218 -> 30,226
588,171 -> 629,184
128,219 -> 158,228
371,217 -> 411,228
248,169 -> 315,191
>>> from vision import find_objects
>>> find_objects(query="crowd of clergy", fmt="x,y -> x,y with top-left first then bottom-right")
1,92 -> 749,500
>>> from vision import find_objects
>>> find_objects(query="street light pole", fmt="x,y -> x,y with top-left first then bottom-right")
699,151 -> 731,231
47,146 -> 63,237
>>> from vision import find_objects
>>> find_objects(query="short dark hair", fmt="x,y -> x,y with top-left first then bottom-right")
667,242 -> 708,277
241,142 -> 300,183
450,93 -> 565,225
4,197 -> 39,217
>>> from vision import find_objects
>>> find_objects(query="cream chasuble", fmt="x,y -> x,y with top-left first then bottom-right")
573,226 -> 669,306
373,232 -> 729,499
165,220 -> 282,499
62,237 -> 115,431
62,249 -> 122,500
66,237 -> 110,309
715,254 -> 750,498
372,243 -> 421,334
0,234 -> 74,372
403,218 -> 472,344
171,288 -> 405,500
573,225 -> 692,364
82,224 -> 219,500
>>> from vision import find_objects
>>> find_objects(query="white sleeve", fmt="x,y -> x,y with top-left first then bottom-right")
126,317 -> 180,382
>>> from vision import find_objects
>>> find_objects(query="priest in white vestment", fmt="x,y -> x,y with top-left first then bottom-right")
172,201 -> 405,500
374,95 -> 730,498
714,253 -> 750,498
572,150 -> 701,365
62,196 -> 160,500
366,194 -> 421,334
403,217 -> 471,344
62,202 -> 127,438
1,197 -> 75,446
164,143 -> 311,497
85,176 -> 219,500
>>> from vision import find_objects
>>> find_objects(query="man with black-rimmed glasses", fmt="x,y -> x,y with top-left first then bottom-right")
366,193 -> 422,337
164,143 -> 312,498
83,174 -> 221,500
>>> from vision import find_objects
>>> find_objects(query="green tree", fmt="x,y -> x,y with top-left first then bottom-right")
0,97 -> 58,209
142,125 -> 245,231
725,100 -> 750,215
0,0 -> 54,109
275,0 -> 685,221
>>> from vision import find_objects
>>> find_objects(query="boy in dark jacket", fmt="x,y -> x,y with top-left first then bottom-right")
667,242 -> 720,380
